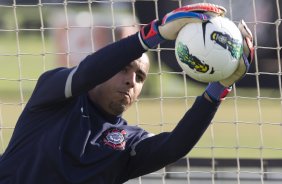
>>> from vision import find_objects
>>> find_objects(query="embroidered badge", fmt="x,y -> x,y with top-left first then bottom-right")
103,128 -> 127,150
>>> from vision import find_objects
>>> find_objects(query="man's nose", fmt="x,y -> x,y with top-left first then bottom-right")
125,72 -> 136,88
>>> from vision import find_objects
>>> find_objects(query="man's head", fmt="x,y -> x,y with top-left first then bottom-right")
88,54 -> 150,116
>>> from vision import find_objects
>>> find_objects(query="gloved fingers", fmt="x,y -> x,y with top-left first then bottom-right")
238,20 -> 254,63
159,12 -> 209,40
238,20 -> 253,40
171,3 -> 226,17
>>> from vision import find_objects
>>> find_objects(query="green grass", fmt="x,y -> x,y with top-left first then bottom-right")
1,33 -> 282,159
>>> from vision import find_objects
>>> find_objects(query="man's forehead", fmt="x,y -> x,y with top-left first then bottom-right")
131,54 -> 150,73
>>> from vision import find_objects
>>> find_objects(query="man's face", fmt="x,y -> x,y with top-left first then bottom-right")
88,54 -> 150,116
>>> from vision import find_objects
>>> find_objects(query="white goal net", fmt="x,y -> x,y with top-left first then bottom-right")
0,0 -> 281,183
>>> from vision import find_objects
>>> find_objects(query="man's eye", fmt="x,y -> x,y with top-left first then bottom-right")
136,75 -> 145,83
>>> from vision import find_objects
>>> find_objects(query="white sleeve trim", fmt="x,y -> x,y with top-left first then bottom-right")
138,32 -> 149,50
64,66 -> 78,98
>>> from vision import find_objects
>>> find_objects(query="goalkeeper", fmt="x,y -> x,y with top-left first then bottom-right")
0,3 -> 253,184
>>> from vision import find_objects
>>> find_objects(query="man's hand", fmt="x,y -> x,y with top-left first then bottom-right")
138,3 -> 226,50
205,20 -> 254,102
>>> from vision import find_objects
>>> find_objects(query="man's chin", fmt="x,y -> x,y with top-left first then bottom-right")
118,104 -> 129,114
109,102 -> 129,116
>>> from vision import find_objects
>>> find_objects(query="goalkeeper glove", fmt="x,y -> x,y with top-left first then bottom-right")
138,3 -> 226,50
205,20 -> 254,102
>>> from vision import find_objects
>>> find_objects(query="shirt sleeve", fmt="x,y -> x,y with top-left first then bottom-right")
27,33 -> 146,110
122,95 -> 220,180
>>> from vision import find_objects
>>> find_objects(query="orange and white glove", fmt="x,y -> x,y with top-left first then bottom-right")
138,3 -> 226,50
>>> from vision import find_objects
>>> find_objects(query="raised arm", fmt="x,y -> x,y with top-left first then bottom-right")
123,95 -> 219,180
28,33 -> 145,109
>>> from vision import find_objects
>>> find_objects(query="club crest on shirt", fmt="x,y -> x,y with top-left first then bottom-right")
102,128 -> 127,150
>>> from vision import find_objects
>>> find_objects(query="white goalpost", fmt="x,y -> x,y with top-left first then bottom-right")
0,0 -> 281,183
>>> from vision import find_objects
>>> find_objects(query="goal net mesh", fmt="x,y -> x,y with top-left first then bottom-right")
0,0 -> 281,183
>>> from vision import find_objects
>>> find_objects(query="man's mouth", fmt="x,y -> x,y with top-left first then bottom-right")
119,91 -> 131,102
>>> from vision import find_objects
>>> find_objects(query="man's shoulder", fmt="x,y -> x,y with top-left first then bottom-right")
119,122 -> 153,140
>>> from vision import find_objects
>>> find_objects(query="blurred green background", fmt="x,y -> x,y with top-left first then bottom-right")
0,7 -> 282,159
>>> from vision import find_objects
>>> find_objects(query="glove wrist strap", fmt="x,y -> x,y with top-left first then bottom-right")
205,82 -> 231,102
138,32 -> 150,50
139,20 -> 166,49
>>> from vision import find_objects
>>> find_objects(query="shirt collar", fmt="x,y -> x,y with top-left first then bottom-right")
87,96 -> 122,124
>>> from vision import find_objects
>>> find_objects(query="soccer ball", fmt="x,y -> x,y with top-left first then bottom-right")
175,16 -> 243,83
